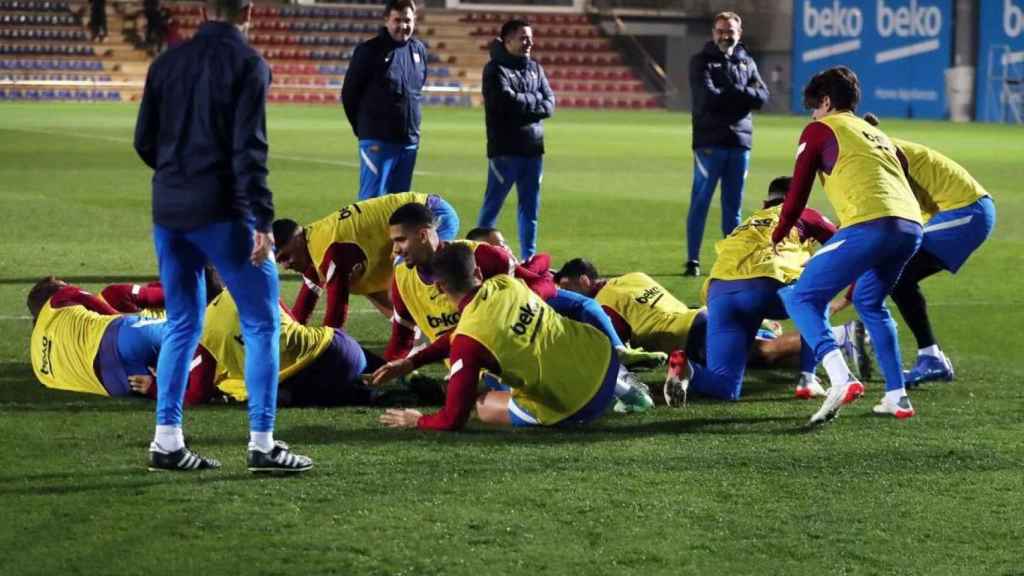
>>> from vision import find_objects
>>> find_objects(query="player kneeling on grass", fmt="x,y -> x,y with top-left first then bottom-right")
27,277 -> 211,401
657,177 -> 870,405
380,243 -> 627,431
862,113 -> 996,387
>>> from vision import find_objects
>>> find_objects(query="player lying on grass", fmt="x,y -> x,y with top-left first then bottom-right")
465,226 -> 551,276
548,256 -> 866,400
861,113 -> 996,387
657,177 -> 873,405
27,277 -> 211,402
773,66 -> 924,423
369,202 -> 659,412
379,243 -> 631,431
102,278 -> 388,407
272,192 -> 460,328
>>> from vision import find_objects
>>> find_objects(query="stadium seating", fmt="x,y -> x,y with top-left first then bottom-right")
0,2 -> 658,109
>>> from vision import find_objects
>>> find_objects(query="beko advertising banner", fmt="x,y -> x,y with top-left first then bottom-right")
792,0 -> 954,118
976,0 -> 1024,122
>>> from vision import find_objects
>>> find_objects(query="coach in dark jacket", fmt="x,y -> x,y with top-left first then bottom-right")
476,19 -> 554,261
341,0 -> 428,200
133,0 -> 311,473
683,11 -> 768,276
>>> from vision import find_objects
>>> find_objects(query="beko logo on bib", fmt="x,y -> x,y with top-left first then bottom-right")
803,0 -> 863,37
877,0 -> 942,38
1007,0 -> 1024,38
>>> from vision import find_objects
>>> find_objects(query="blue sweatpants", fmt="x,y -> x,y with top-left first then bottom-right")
153,220 -> 281,432
545,288 -> 625,349
426,194 -> 460,241
687,147 -> 749,263
477,155 -> 543,261
691,278 -> 815,401
358,139 -> 418,200
779,217 -> 922,392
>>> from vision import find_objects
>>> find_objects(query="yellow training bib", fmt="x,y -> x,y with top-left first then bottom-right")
816,113 -> 921,228
595,272 -> 703,354
454,275 -> 611,425
893,137 -> 989,223
305,192 -> 429,295
393,240 -> 481,343
30,301 -> 117,396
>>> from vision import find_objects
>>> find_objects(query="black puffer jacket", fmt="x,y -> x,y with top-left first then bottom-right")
689,41 -> 768,150
482,39 -> 554,158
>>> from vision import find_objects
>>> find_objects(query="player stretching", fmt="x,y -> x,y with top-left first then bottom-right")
773,66 -> 923,424
380,243 -> 625,431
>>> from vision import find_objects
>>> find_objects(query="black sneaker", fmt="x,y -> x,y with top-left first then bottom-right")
148,444 -> 222,472
683,260 -> 701,277
247,441 -> 314,474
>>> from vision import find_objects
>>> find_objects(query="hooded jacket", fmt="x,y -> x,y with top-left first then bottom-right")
482,39 -> 554,158
341,27 -> 428,145
689,41 -> 768,150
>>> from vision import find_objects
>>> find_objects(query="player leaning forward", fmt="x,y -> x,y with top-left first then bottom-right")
773,66 -> 923,424
380,243 -> 630,431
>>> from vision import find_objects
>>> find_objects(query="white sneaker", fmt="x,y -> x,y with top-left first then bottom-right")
794,374 -> 826,399
808,378 -> 865,426
871,395 -> 915,419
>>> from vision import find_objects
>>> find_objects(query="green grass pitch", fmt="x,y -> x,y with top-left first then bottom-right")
1,103 -> 1022,575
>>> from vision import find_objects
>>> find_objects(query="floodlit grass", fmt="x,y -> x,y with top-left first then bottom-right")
1,103 -> 1022,575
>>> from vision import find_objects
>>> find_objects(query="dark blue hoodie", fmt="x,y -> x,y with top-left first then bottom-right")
341,28 -> 428,145
689,41 -> 768,150
482,39 -> 554,158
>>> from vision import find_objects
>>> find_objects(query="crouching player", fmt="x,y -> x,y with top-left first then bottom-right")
273,192 -> 459,328
863,114 -> 996,386
380,243 -> 623,431
664,177 -> 851,404
27,277 -> 209,401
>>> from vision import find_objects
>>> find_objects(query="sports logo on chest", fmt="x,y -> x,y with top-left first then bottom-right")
40,335 -> 54,376
511,300 -> 542,336
428,311 -> 460,329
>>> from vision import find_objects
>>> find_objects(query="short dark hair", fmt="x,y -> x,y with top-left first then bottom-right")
553,258 -> 599,283
26,276 -> 64,322
802,66 -> 861,112
205,0 -> 251,21
500,19 -> 530,41
384,0 -> 416,16
389,202 -> 436,228
272,218 -> 299,248
766,176 -> 791,205
432,242 -> 477,295
465,226 -> 498,242
862,112 -> 881,127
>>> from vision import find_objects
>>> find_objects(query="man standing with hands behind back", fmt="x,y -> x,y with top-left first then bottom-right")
342,0 -> 428,200
134,0 -> 312,473
684,11 -> 768,277
476,19 -> 554,263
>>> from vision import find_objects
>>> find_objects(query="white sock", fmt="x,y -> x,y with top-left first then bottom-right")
885,388 -> 907,403
152,425 -> 184,452
918,345 -> 941,358
614,365 -> 630,396
800,371 -> 816,382
831,325 -> 848,347
821,349 -> 854,387
249,431 -> 274,453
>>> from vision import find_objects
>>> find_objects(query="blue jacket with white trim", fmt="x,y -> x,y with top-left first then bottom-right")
341,28 -> 428,145
689,41 -> 768,150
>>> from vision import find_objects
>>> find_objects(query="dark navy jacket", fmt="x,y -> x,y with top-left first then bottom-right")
341,28 -> 428,145
482,39 -> 554,158
134,22 -> 274,232
689,41 -> 768,150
